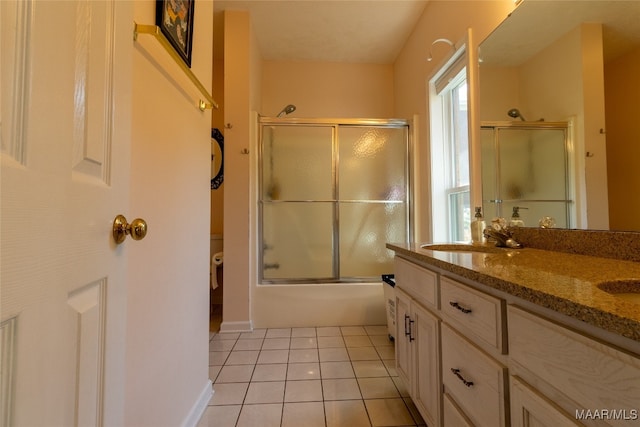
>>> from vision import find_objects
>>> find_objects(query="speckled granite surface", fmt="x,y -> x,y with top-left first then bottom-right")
386,241 -> 640,344
511,228 -> 640,262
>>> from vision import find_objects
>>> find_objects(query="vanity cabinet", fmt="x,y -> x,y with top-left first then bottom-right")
509,376 -> 581,427
508,306 -> 640,427
440,276 -> 506,354
439,276 -> 509,427
392,250 -> 640,427
443,391 -> 474,427
394,257 -> 441,427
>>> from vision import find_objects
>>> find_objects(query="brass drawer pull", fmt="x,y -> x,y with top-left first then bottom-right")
451,368 -> 474,387
449,301 -> 472,314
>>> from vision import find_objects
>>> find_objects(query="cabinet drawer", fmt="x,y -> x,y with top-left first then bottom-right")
394,257 -> 438,310
443,392 -> 474,427
509,306 -> 640,424
441,323 -> 508,427
510,376 -> 580,427
440,276 -> 505,353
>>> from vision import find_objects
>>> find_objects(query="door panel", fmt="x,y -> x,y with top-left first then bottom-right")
395,288 -> 412,389
1,1 -> 132,425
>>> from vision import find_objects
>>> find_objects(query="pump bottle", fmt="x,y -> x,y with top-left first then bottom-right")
509,206 -> 527,227
470,207 -> 486,244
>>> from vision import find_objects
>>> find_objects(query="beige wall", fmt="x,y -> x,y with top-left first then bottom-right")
606,46 -> 640,231
221,10 -> 255,331
261,61 -> 395,118
128,1 -> 213,424
393,0 -> 515,243
479,66 -> 521,121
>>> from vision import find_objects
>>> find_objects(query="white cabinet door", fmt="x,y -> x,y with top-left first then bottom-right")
395,287 -> 413,388
1,1 -> 132,425
412,302 -> 441,427
395,287 -> 442,427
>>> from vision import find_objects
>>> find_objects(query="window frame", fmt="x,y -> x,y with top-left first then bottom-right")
428,44 -> 472,243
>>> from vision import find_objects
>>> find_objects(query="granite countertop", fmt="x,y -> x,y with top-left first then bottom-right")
387,242 -> 640,344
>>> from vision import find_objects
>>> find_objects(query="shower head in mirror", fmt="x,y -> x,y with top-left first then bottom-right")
507,108 -> 526,121
277,104 -> 296,117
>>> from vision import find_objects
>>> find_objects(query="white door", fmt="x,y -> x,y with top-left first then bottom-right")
1,1 -> 133,425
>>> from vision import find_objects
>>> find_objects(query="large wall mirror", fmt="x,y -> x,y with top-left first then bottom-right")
478,0 -> 640,232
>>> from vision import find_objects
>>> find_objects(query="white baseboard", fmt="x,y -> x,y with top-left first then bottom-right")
219,320 -> 253,333
181,379 -> 213,427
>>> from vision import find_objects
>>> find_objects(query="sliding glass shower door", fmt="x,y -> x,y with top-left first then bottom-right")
259,119 -> 409,283
481,122 -> 571,228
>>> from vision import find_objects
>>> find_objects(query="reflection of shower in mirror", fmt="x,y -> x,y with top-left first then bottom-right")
277,104 -> 296,117
507,108 -> 526,121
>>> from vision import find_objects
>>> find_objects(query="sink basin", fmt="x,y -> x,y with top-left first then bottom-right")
420,243 -> 507,254
597,280 -> 640,304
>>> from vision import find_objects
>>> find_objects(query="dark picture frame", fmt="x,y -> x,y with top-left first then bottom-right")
211,128 -> 224,190
156,0 -> 195,67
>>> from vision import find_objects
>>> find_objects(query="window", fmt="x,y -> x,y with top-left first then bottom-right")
429,48 -> 471,242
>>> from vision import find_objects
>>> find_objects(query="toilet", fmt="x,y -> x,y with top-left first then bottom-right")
210,234 -> 223,304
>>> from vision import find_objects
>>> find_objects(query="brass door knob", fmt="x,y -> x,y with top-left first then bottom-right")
113,214 -> 148,244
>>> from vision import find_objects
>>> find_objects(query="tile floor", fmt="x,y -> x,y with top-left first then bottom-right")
197,325 -> 426,427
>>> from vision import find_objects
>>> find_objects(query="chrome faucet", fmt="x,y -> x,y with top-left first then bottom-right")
483,218 -> 522,248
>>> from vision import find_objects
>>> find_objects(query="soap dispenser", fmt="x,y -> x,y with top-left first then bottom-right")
470,206 -> 486,244
509,206 -> 527,227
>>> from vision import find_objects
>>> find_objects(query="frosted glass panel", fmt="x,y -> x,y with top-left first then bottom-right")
260,120 -> 409,283
339,127 -> 407,201
262,203 -> 334,280
262,126 -> 333,200
339,202 -> 405,278
481,128 -> 497,202
498,128 -> 567,201
482,125 -> 569,222
501,201 -> 568,228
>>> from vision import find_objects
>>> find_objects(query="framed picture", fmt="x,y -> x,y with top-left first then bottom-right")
211,128 -> 224,190
156,0 -> 195,67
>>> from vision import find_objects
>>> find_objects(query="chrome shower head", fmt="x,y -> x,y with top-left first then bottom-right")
277,104 -> 296,117
508,108 -> 526,121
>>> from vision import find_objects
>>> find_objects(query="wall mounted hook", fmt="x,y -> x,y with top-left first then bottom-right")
427,38 -> 455,62
241,148 -> 249,154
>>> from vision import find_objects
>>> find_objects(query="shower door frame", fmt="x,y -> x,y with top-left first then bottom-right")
480,120 -> 574,227
257,117 -> 412,284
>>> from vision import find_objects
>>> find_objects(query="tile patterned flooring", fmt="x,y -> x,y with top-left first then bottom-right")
197,325 -> 426,427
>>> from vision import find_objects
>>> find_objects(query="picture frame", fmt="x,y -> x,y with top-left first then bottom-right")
211,128 -> 224,190
156,0 -> 195,67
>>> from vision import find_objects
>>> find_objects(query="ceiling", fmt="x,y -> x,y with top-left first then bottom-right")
213,0 -> 429,64
213,1 -> 640,66
480,1 -> 640,66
